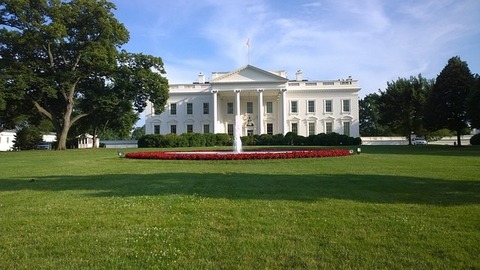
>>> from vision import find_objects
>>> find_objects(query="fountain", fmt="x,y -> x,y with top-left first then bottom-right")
233,114 -> 243,153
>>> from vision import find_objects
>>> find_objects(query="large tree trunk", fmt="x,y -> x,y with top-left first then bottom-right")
91,127 -> 98,149
56,127 -> 69,150
456,130 -> 462,147
34,83 -> 87,150
55,100 -> 74,150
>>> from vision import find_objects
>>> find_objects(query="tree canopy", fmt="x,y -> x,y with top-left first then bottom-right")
0,0 -> 169,149
359,92 -> 392,136
425,56 -> 474,146
377,75 -> 430,144
466,74 -> 480,129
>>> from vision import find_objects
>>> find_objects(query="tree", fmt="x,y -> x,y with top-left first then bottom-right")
74,74 -> 138,146
378,75 -> 430,144
425,56 -> 475,146
466,74 -> 480,129
359,92 -> 392,136
74,97 -> 139,143
0,0 -> 168,150
13,124 -> 43,150
131,125 -> 145,140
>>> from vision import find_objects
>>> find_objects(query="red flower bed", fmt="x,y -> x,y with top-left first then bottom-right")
125,149 -> 351,160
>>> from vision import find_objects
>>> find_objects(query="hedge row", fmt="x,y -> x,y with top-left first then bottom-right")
138,132 -> 361,148
242,132 -> 362,146
138,133 -> 232,148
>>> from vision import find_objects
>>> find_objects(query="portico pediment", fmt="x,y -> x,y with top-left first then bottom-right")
211,65 -> 288,84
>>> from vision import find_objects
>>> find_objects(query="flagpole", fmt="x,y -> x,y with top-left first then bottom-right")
246,38 -> 250,64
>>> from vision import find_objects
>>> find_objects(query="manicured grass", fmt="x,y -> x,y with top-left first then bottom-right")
0,145 -> 479,269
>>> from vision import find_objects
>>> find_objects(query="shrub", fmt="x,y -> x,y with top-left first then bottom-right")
285,132 -> 306,145
255,134 -> 273,145
215,133 -> 231,146
241,135 -> 255,146
204,133 -> 218,147
181,133 -> 206,147
470,133 -> 480,145
138,134 -> 164,148
428,128 -> 455,141
137,132 -> 361,148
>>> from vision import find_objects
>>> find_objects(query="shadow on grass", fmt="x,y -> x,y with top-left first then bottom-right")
360,145 -> 480,157
0,173 -> 479,206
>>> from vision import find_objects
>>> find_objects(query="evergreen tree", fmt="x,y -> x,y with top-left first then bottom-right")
466,74 -> 480,129
425,56 -> 474,146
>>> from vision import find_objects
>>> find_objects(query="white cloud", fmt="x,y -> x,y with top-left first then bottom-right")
114,0 -> 480,97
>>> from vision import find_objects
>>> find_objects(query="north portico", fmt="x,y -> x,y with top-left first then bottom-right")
145,65 -> 360,137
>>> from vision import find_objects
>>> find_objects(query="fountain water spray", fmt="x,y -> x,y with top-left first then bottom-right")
233,114 -> 243,153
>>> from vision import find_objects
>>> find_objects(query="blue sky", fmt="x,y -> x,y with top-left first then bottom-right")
111,0 -> 479,97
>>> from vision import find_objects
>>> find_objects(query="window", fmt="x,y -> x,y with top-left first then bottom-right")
247,129 -> 253,136
291,101 -> 298,113
308,122 -> 316,136
325,100 -> 332,113
343,100 -> 351,113
203,124 -> 210,133
170,124 -> 177,134
326,122 -> 333,134
308,100 -> 315,113
343,122 -> 350,136
187,124 -> 193,133
267,123 -> 273,135
170,103 -> 177,115
203,103 -> 209,114
154,125 -> 160,134
227,124 -> 234,136
227,102 -> 234,114
266,102 -> 273,113
187,103 -> 193,114
291,123 -> 298,134
247,102 -> 253,114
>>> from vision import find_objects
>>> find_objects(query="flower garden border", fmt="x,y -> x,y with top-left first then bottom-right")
124,148 -> 352,160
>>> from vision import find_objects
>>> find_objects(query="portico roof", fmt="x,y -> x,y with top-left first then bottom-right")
211,65 -> 288,84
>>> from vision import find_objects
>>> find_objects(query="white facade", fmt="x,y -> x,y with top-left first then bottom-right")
145,65 -> 360,137
0,130 -> 16,151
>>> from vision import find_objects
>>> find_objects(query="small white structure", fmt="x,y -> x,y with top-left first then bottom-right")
145,65 -> 360,137
0,130 -> 16,151
77,133 -> 99,148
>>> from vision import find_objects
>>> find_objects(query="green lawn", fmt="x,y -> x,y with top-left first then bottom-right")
0,146 -> 479,269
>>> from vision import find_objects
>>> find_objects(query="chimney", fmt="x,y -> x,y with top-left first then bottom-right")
198,72 -> 205,84
295,70 -> 303,81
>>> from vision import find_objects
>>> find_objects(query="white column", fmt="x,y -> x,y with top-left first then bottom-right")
234,89 -> 241,116
281,88 -> 287,135
257,88 -> 264,134
211,90 -> 218,133
234,89 -> 242,137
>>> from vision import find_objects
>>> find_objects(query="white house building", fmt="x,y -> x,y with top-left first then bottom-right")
145,65 -> 360,137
